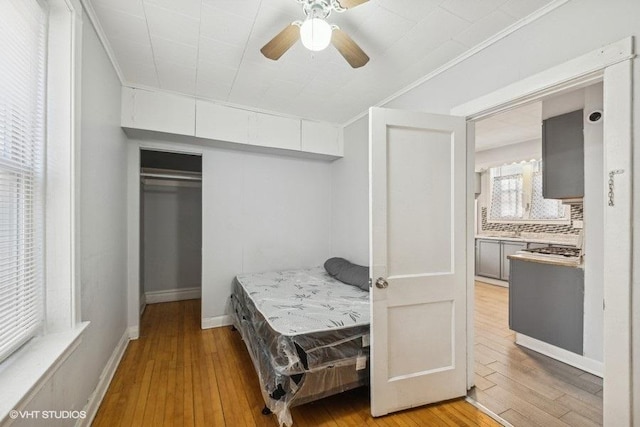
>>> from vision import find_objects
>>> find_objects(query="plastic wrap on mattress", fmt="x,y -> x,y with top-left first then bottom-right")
230,269 -> 370,427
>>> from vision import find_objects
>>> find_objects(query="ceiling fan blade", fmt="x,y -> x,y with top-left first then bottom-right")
261,24 -> 300,60
331,29 -> 369,68
335,0 -> 369,9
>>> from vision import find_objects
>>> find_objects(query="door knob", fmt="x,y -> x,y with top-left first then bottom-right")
375,277 -> 388,289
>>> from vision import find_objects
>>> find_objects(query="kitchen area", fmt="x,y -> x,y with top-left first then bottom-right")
470,84 -> 604,426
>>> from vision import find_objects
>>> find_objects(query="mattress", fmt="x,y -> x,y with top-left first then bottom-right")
236,267 -> 370,335
230,267 -> 371,426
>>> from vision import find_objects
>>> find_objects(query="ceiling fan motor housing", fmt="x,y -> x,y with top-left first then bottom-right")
297,0 -> 348,18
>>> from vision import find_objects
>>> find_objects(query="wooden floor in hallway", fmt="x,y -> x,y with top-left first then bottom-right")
471,281 -> 603,427
93,298 -> 499,427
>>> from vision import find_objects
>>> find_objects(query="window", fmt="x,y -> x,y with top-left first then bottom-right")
0,0 -> 47,362
489,160 -> 568,222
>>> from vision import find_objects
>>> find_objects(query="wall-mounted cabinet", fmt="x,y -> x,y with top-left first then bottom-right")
195,101 -> 251,145
250,113 -> 300,151
301,121 -> 343,157
542,109 -> 584,200
121,87 -> 196,136
122,87 -> 343,160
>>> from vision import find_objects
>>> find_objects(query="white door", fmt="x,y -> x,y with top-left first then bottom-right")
369,107 -> 467,417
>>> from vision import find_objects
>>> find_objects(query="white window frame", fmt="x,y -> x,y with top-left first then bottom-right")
487,160 -> 571,225
0,0 -> 87,422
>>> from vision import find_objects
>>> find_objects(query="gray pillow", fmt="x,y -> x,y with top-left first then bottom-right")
324,257 -> 370,292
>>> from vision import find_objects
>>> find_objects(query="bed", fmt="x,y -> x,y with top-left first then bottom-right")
230,267 -> 370,427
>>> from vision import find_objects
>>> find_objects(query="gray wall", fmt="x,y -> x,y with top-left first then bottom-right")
142,184 -> 202,293
14,12 -> 128,425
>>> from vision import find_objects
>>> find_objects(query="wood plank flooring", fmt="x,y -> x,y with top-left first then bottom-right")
93,299 -> 499,426
471,281 -> 603,426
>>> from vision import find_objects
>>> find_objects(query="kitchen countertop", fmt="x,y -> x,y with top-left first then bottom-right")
508,253 -> 583,268
475,233 -> 580,246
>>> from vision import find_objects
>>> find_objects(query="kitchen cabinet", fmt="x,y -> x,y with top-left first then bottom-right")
509,259 -> 584,354
476,238 -> 526,281
476,239 -> 501,279
542,109 -> 584,200
501,241 -> 527,281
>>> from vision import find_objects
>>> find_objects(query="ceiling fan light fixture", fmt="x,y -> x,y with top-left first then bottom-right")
300,18 -> 332,51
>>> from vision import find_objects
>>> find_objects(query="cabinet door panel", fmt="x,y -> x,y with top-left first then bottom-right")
542,109 -> 584,199
501,242 -> 526,280
509,260 -> 584,354
195,101 -> 251,144
476,240 -> 501,279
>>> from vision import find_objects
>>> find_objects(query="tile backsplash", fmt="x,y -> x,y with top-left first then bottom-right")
481,204 -> 583,235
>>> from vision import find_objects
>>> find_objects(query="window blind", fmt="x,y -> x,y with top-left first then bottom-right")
0,0 -> 47,362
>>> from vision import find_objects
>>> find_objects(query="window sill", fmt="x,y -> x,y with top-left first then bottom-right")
0,321 -> 90,423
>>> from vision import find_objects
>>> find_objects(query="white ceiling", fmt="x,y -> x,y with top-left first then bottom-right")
475,101 -> 541,151
87,0 -> 557,124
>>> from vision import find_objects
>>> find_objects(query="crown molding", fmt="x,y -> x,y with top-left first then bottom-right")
79,0 -> 125,84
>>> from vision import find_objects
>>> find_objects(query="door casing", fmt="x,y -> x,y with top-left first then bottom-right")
451,37 -> 634,426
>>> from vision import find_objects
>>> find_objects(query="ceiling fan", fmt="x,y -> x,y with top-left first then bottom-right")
261,0 -> 370,68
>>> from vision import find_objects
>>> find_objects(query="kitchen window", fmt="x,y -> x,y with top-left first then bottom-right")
489,160 -> 568,223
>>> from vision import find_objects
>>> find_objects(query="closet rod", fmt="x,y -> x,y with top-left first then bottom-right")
140,172 -> 202,182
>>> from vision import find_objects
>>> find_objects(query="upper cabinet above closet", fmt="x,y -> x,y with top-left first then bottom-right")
121,87 -> 343,160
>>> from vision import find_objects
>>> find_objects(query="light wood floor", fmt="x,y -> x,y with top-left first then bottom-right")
93,299 -> 499,426
472,281 -> 603,427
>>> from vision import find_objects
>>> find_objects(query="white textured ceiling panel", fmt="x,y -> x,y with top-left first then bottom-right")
475,102 -> 542,151
88,0 -> 559,123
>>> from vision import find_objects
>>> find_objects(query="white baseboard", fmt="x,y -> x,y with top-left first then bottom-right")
515,333 -> 603,377
78,329 -> 130,427
201,315 -> 232,330
128,326 -> 139,340
475,276 -> 509,287
145,287 -> 201,304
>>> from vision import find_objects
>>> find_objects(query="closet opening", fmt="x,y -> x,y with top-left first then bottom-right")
139,149 -> 203,329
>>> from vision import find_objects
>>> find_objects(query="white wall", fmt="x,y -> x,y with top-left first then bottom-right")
331,116 -> 369,266
143,185 -> 201,293
13,12 -> 129,426
583,83 -> 604,362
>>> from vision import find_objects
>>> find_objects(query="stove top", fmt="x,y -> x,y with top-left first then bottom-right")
523,246 -> 581,258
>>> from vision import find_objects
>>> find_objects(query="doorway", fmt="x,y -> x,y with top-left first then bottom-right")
366,38 -> 631,424
452,38 -> 632,426
138,149 -> 203,329
469,85 -> 604,425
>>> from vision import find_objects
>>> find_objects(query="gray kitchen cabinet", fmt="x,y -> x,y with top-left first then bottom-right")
501,242 -> 527,281
509,259 -> 584,355
542,109 -> 584,199
476,239 -> 501,279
